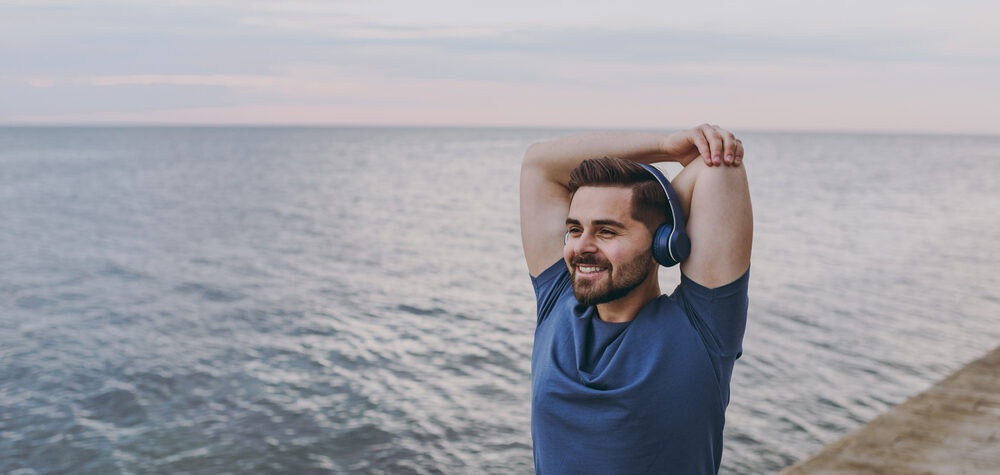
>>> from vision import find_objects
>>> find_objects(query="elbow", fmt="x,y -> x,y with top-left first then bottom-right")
522,142 -> 545,169
691,157 -> 750,178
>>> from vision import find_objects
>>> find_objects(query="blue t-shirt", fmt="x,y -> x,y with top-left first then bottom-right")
530,260 -> 749,475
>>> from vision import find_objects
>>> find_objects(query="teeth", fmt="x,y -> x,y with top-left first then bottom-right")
578,266 -> 603,273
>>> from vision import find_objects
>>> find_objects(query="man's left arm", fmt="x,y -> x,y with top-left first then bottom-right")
669,132 -> 753,288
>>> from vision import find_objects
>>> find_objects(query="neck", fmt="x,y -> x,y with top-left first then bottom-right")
595,269 -> 661,323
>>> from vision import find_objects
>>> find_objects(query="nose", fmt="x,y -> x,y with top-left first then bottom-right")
569,231 -> 598,255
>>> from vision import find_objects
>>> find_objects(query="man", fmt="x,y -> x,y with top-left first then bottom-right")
519,124 -> 752,474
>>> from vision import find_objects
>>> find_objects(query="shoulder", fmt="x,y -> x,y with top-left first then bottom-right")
670,267 -> 750,358
531,259 -> 573,325
531,259 -> 569,290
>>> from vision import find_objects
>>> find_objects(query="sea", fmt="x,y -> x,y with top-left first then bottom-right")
1,126 -> 998,474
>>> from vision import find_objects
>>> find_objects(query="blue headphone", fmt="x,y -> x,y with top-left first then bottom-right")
637,163 -> 690,267
564,163 -> 690,267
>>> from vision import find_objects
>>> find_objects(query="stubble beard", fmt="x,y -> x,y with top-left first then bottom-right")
570,249 -> 655,306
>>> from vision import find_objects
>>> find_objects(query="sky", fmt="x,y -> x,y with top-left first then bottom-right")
2,0 -> 999,134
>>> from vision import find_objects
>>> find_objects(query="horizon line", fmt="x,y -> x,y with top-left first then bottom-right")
1,121 -> 997,138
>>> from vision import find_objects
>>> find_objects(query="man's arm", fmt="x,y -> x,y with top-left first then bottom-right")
670,155 -> 753,288
519,124 -> 747,278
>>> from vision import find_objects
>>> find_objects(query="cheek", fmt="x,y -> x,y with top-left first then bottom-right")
601,242 -> 626,259
606,242 -> 645,266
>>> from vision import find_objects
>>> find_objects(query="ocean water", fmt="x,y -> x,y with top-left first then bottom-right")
1,126 -> 998,474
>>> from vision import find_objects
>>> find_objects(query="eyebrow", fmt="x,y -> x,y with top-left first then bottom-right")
565,218 -> 626,228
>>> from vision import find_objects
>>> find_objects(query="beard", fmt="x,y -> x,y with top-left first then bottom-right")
570,248 -> 655,306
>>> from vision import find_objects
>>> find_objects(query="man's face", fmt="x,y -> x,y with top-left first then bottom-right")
564,186 -> 656,306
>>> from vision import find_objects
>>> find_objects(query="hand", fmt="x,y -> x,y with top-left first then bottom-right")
660,124 -> 744,167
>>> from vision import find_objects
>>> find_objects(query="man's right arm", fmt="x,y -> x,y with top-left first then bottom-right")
519,127 -> 739,277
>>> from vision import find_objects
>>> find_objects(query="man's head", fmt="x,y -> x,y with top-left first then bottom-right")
564,157 -> 668,306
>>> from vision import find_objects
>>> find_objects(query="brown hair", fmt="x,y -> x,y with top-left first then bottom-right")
567,157 -> 668,232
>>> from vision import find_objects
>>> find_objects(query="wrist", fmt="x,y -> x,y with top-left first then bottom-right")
658,131 -> 695,166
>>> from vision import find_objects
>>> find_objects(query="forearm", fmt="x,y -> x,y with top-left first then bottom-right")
522,132 -> 674,189
517,124 -> 743,277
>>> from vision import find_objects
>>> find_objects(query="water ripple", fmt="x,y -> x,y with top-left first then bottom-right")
1,127 -> 997,474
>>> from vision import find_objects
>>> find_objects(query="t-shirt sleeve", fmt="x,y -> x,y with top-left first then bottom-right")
530,259 -> 571,326
674,267 -> 750,359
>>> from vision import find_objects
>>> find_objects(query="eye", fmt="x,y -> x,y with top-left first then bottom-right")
599,229 -> 617,236
567,227 -> 582,235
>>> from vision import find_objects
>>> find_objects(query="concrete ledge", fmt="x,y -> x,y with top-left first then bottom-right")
780,345 -> 1000,474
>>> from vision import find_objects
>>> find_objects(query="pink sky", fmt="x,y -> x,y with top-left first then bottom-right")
3,1 -> 999,134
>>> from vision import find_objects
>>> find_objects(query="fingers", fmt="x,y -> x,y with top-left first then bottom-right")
690,125 -> 713,166
694,123 -> 743,167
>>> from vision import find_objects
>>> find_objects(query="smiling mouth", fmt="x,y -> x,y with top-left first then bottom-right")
576,265 -> 606,275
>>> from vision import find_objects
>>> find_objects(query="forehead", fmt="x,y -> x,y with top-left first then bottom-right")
567,186 -> 637,224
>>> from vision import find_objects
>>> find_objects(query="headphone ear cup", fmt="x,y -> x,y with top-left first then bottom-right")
672,231 -> 691,264
652,224 -> 678,267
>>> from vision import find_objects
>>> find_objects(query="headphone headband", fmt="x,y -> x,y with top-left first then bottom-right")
636,163 -> 684,228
